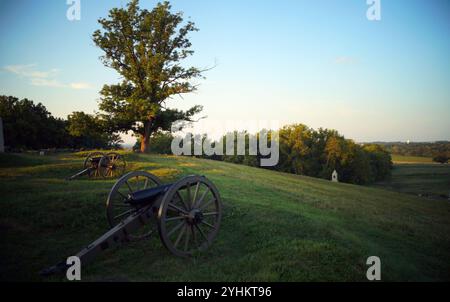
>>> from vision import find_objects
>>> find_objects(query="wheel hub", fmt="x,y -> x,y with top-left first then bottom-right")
187,209 -> 203,225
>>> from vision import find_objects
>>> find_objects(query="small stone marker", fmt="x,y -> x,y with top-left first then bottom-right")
0,117 -> 4,153
40,151 -> 45,156
331,170 -> 338,182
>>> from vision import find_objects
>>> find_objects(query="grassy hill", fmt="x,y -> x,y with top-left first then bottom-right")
0,152 -> 449,281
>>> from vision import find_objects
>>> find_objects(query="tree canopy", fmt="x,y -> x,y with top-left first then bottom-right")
93,0 -> 204,152
0,95 -> 120,150
0,96 -> 67,150
67,112 -> 123,149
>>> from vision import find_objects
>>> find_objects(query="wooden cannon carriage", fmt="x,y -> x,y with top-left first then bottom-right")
41,171 -> 222,276
67,152 -> 126,180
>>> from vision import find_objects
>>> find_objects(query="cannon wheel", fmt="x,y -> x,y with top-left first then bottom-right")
83,152 -> 105,178
106,171 -> 162,240
99,152 -> 126,178
157,175 -> 222,257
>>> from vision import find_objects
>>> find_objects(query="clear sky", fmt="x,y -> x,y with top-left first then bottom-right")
0,0 -> 449,143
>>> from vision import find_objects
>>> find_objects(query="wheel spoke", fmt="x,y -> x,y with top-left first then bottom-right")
192,182 -> 200,208
168,220 -> 185,237
194,188 -> 209,209
195,224 -> 209,243
203,212 -> 218,216
199,198 -> 215,210
125,181 -> 133,193
186,183 -> 192,209
116,190 -> 128,201
175,192 -> 190,211
135,176 -> 140,191
174,224 -> 187,248
165,215 -> 185,222
191,225 -> 197,246
168,202 -> 188,215
201,220 -> 216,229
184,226 -> 191,251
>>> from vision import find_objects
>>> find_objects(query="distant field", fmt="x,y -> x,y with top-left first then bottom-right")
391,154 -> 433,164
1,152 -> 450,281
373,163 -> 450,200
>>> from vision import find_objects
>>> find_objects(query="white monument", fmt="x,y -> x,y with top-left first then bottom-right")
0,117 -> 4,153
331,170 -> 338,182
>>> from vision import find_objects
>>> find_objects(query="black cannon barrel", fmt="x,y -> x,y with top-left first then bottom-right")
90,156 -> 103,164
127,183 -> 173,206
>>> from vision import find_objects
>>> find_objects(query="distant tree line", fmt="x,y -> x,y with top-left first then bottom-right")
1,94 -> 393,184
142,124 -> 393,185
0,95 -> 122,151
377,141 -> 449,164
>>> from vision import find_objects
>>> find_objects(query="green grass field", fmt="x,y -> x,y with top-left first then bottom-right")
391,154 -> 434,164
1,152 -> 449,281
373,164 -> 450,200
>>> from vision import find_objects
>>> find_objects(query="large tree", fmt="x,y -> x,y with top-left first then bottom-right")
93,0 -> 204,152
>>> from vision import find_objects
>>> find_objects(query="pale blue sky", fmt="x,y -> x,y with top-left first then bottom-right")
0,0 -> 449,143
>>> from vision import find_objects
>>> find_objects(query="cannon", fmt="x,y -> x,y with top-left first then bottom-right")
41,171 -> 223,276
67,151 -> 126,180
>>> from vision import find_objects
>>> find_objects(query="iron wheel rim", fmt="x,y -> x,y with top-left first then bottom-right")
157,175 -> 222,257
106,171 -> 162,240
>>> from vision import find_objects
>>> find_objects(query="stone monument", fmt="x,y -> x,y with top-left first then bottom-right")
331,170 -> 338,182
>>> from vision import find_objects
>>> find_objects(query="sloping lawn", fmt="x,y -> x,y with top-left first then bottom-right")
0,152 -> 449,281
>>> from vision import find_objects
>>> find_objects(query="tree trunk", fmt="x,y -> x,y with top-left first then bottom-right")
140,120 -> 152,153
140,134 -> 150,153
